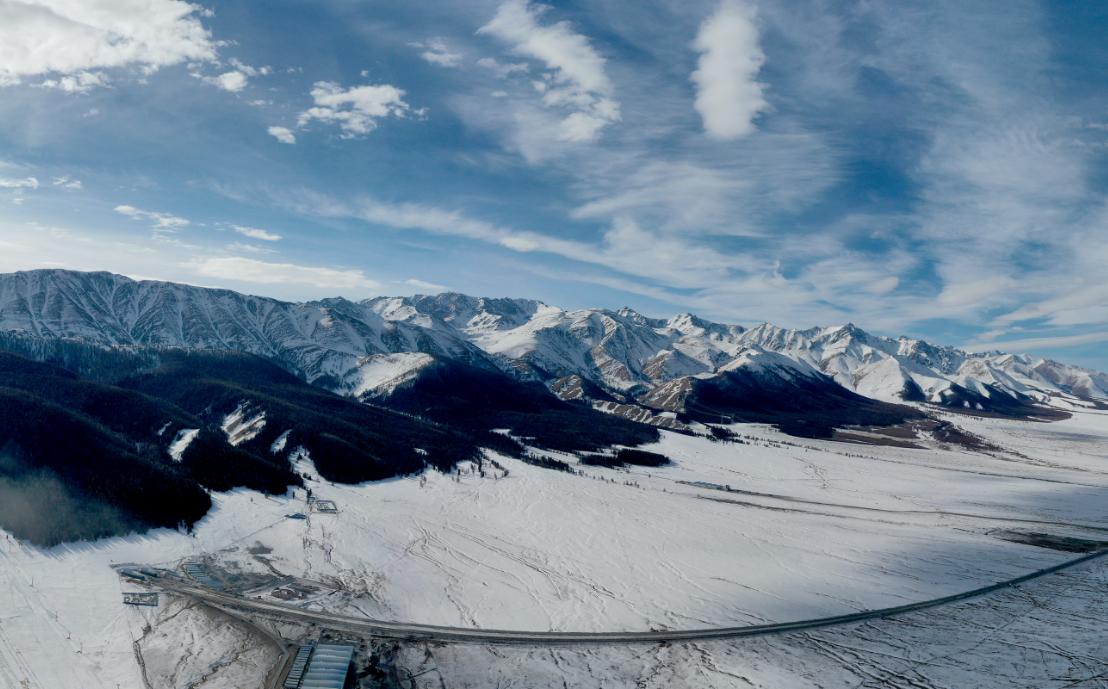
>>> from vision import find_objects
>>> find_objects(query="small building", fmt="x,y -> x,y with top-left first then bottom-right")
298,643 -> 354,689
309,499 -> 338,514
122,592 -> 159,606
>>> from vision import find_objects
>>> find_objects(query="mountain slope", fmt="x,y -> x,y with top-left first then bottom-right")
0,353 -> 215,545
639,348 -> 924,437
0,349 -> 495,544
366,357 -> 661,455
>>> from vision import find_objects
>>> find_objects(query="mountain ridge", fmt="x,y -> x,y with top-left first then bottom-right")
2,269 -> 1105,414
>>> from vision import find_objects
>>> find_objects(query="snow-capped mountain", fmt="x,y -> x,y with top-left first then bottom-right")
2,269 -> 1106,413
372,291 -> 1107,411
0,269 -> 493,392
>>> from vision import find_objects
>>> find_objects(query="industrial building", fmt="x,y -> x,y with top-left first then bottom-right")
283,642 -> 354,689
283,644 -> 314,689
181,561 -> 221,589
122,592 -> 159,606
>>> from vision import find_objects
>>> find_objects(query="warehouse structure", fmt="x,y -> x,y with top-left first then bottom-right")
283,644 -> 314,689
283,642 -> 354,689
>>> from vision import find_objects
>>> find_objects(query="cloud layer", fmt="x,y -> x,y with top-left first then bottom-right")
0,0 -> 217,86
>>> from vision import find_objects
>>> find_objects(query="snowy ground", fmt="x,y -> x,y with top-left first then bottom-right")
394,553 -> 1108,689
1,409 -> 1106,688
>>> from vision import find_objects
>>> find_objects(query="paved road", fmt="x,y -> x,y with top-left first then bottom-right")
151,549 -> 1108,645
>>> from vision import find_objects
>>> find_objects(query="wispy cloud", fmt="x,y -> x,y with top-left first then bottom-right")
405,278 -> 448,292
114,204 -> 189,232
410,38 -> 463,68
0,177 -> 39,189
479,0 -> 619,143
231,225 -> 282,241
966,330 -> 1108,353
51,176 -> 82,190
187,256 -> 378,291
476,57 -> 529,78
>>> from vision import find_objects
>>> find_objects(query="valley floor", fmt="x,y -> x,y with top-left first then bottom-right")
1,408 -> 1106,688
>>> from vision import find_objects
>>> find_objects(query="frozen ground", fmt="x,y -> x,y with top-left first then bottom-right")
394,553 -> 1108,688
0,409 -> 1106,688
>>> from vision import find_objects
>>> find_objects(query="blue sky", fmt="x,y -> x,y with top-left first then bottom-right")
0,0 -> 1106,370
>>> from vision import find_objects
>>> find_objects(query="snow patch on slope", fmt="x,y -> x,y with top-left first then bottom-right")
719,347 -> 823,381
167,428 -> 199,462
221,402 -> 266,446
270,430 -> 290,454
289,446 -> 320,482
350,352 -> 435,398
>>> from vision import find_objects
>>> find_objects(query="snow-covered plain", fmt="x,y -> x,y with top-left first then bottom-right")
394,552 -> 1108,688
1,409 -> 1106,688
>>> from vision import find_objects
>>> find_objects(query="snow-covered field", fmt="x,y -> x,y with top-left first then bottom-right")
396,552 -> 1108,688
1,409 -> 1106,688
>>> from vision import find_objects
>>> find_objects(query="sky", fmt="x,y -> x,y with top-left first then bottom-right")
0,0 -> 1106,370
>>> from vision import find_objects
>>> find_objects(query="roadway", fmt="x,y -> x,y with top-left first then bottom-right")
148,548 -> 1108,645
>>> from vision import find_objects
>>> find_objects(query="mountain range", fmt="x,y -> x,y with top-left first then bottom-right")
2,269 -> 1105,544
3,269 -> 1104,412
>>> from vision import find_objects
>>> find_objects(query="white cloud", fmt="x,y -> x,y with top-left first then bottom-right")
51,176 -> 82,190
208,70 -> 248,92
267,126 -> 296,144
114,204 -> 189,231
479,0 -> 620,143
39,70 -> 108,93
229,58 -> 270,78
0,0 -> 218,88
193,59 -> 269,92
232,225 -> 282,241
187,256 -> 378,291
0,176 -> 39,189
410,38 -> 462,68
691,0 -> 768,140
296,81 -> 412,137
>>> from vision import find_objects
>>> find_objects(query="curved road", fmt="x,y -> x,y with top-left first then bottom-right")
150,548 -> 1108,645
